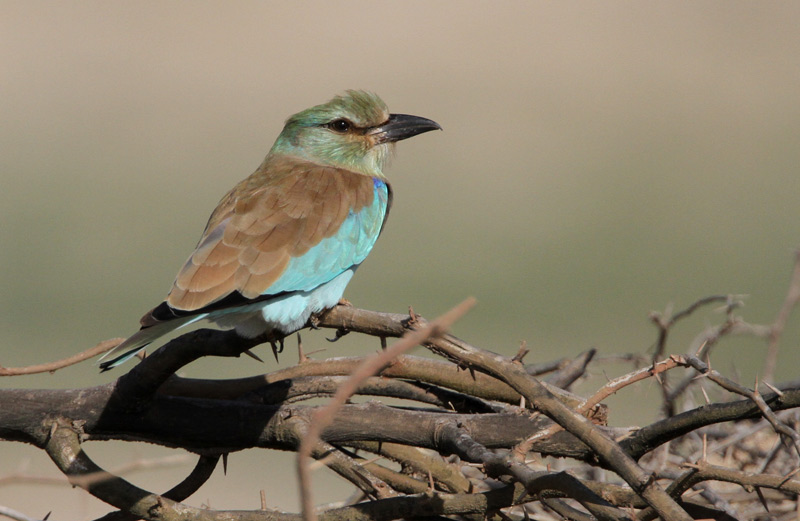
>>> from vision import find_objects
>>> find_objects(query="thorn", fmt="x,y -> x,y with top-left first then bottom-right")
43,513 -> 51,521
694,339 -> 708,356
407,305 -> 420,327
764,380 -> 784,397
755,486 -> 769,512
260,489 -> 267,510
379,336 -> 387,350
243,349 -> 264,363
702,434 -> 707,462
511,340 -> 529,363
468,367 -> 476,381
700,384 -> 711,405
222,453 -> 229,475
358,455 -> 382,480
297,333 -> 309,363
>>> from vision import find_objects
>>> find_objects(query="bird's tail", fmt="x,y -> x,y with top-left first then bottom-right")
98,314 -> 207,371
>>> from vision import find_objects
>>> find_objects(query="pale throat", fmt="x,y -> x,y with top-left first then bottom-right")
270,134 -> 392,178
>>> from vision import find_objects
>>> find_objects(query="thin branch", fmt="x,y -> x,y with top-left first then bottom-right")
682,460 -> 800,494
763,248 -> 800,383
345,440 -> 471,494
0,505 -> 51,521
649,295 -> 733,362
650,295 -> 741,416
515,356 -> 680,455
683,356 -> 800,456
0,338 -> 122,376
310,441 -> 398,500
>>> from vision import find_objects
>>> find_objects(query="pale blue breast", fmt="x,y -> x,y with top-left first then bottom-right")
211,179 -> 389,336
267,178 -> 388,293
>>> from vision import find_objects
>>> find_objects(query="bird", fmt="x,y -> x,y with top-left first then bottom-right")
98,90 -> 441,371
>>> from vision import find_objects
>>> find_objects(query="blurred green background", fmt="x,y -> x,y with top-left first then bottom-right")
3,2 -> 800,518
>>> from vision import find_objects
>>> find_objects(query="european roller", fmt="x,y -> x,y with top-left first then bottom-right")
99,91 -> 440,370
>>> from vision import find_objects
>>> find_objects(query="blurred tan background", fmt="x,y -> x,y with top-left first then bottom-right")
2,2 -> 800,518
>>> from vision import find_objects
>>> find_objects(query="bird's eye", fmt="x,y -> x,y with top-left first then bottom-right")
328,119 -> 352,133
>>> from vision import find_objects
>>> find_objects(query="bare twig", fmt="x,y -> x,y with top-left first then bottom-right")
0,338 -> 123,376
683,356 -> 800,456
763,249 -> 800,383
515,356 -> 680,455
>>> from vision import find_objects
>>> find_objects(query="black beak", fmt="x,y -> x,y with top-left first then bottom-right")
368,113 -> 442,144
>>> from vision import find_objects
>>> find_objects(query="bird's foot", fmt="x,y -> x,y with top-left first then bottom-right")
308,313 -> 321,330
327,327 -> 350,343
337,298 -> 353,307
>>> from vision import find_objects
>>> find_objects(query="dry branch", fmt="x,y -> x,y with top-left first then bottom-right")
3,250 -> 800,520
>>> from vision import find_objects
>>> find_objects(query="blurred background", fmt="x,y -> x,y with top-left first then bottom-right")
2,2 -> 800,518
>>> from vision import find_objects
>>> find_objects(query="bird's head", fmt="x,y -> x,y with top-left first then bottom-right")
269,90 -> 441,176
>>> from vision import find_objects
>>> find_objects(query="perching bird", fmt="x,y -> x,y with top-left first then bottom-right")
99,91 -> 440,370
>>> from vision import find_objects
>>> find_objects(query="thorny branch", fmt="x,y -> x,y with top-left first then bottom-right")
2,251 -> 800,520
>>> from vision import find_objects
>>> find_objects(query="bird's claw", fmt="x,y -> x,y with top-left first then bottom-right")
327,328 -> 350,342
270,339 -> 285,362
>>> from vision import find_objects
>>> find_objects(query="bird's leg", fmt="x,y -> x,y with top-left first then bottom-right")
308,313 -> 321,330
309,299 -> 352,331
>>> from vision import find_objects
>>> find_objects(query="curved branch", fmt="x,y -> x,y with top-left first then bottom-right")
44,422 -> 223,520
94,454 -> 220,521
